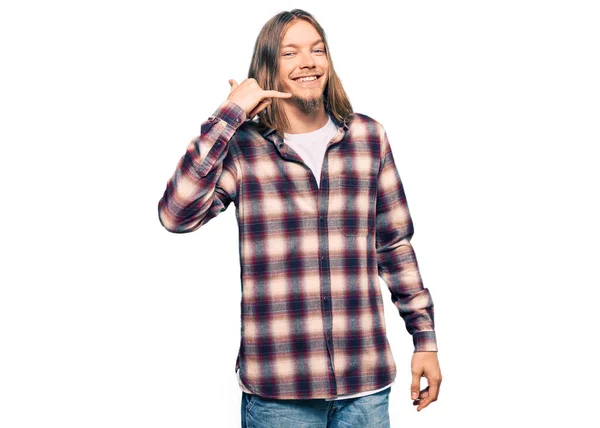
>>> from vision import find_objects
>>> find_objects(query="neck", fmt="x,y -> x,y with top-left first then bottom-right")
282,102 -> 329,134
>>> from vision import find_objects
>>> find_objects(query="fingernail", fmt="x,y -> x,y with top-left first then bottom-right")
411,392 -> 417,399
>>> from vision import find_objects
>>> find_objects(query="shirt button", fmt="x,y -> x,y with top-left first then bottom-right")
235,118 -> 240,122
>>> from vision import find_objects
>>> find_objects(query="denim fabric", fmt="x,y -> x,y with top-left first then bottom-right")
241,386 -> 392,427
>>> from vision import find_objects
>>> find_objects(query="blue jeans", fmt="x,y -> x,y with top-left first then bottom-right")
241,386 -> 392,427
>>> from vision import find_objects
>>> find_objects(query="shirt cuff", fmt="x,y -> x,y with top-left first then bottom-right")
413,330 -> 438,352
211,100 -> 247,128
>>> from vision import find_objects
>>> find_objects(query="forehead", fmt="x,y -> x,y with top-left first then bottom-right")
281,20 -> 322,47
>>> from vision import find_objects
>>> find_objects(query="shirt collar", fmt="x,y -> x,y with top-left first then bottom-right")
260,115 -> 350,141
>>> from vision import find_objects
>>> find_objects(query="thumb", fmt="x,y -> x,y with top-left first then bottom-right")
411,372 -> 421,399
229,79 -> 238,90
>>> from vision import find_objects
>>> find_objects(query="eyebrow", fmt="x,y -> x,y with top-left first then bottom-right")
281,39 -> 324,49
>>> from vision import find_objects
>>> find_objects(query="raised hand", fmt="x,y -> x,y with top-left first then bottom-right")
227,78 -> 292,119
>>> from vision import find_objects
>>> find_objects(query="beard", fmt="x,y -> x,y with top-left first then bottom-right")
292,91 -> 325,114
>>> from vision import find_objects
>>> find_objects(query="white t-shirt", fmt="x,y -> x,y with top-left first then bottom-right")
236,115 -> 394,400
281,114 -> 338,188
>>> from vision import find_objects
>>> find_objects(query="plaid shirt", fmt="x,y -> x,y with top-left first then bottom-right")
158,100 -> 438,400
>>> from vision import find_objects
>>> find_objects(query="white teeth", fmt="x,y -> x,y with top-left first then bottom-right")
296,76 -> 317,82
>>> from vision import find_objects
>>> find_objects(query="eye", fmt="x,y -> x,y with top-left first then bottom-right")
283,49 -> 325,57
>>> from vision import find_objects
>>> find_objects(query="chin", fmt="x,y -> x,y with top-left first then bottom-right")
294,88 -> 326,101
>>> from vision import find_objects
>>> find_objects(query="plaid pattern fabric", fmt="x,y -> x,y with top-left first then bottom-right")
158,100 -> 438,400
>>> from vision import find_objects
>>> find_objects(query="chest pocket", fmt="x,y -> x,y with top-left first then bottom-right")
334,176 -> 375,237
332,141 -> 378,237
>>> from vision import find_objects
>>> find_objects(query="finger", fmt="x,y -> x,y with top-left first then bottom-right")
249,97 -> 272,116
427,377 -> 441,401
249,98 -> 272,118
410,372 -> 421,400
417,388 -> 436,411
263,89 -> 292,98
412,386 -> 429,406
417,396 -> 433,411
417,378 -> 439,411
229,79 -> 238,91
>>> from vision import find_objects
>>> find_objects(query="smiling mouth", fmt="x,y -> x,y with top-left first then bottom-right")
292,75 -> 321,85
292,75 -> 321,83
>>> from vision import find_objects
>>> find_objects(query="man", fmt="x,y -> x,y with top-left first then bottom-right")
158,8 -> 442,427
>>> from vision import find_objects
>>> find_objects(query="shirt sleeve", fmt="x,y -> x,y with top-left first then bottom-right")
375,127 -> 438,352
158,100 -> 247,233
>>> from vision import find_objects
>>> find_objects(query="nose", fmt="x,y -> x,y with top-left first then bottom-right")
299,50 -> 316,68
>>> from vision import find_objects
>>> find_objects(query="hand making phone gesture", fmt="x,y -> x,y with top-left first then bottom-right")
227,78 -> 292,119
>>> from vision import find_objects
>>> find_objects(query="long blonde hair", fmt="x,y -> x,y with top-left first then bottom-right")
248,9 -> 354,136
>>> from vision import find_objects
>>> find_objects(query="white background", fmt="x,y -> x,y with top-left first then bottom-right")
1,0 -> 598,427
